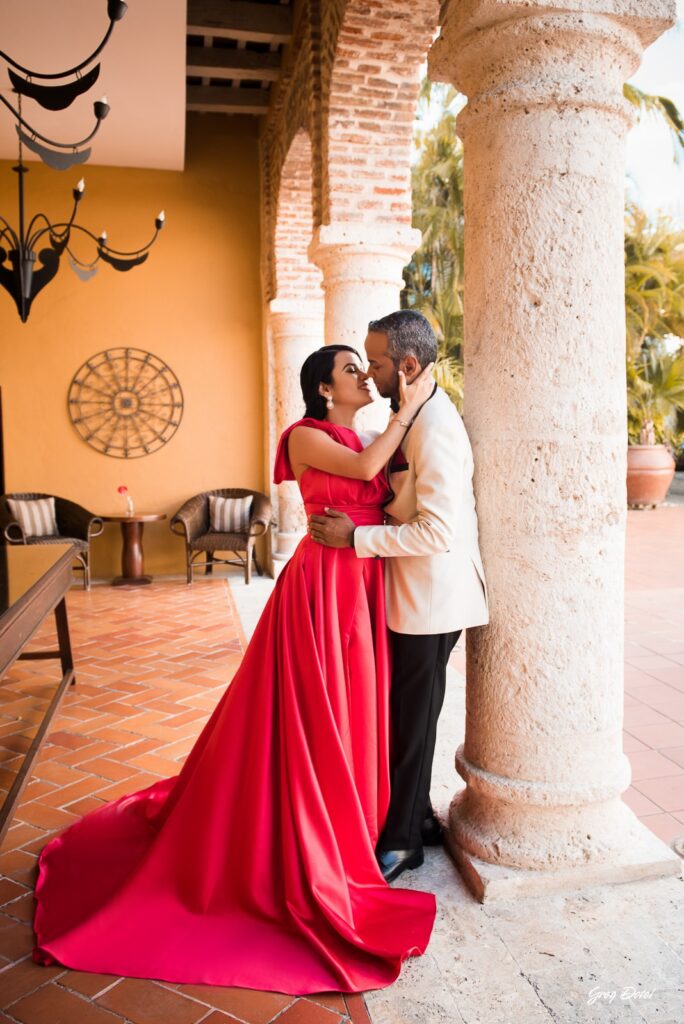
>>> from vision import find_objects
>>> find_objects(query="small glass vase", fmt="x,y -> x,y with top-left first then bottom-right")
126,495 -> 135,517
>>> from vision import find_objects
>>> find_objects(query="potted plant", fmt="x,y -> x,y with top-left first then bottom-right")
627,347 -> 684,508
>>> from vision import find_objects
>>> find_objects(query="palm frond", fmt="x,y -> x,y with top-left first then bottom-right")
627,347 -> 684,446
624,84 -> 684,161
624,204 -> 684,358
433,357 -> 464,411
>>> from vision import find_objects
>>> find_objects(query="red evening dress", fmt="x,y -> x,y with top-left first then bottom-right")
32,418 -> 436,994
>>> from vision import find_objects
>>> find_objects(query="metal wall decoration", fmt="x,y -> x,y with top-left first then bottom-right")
0,1 -> 166,322
68,348 -> 184,459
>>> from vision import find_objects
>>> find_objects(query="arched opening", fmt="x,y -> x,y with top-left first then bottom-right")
323,0 -> 440,230
274,131 -> 323,304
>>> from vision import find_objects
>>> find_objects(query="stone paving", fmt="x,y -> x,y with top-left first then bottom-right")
375,507 -> 684,1024
0,506 -> 682,1023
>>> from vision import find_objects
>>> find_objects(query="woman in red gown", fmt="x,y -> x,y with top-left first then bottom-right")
33,345 -> 437,994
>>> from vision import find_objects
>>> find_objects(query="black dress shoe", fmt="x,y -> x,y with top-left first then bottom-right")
421,813 -> 443,847
377,847 -> 424,883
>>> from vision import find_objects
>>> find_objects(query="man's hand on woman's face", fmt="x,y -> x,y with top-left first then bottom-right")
308,509 -> 356,548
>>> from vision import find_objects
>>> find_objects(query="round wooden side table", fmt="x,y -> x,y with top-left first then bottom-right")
102,514 -> 167,586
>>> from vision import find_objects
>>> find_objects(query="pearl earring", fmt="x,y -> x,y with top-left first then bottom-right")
326,396 -> 334,410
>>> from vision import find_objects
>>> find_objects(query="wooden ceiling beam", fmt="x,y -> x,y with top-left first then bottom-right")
186,84 -> 271,116
187,1 -> 292,44
187,45 -> 280,81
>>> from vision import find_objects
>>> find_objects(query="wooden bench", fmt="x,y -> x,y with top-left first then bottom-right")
0,543 -> 76,846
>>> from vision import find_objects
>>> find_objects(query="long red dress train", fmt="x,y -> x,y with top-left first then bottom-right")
32,418 -> 436,993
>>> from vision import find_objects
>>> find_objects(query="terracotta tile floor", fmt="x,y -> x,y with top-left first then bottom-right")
450,506 -> 684,848
0,580 -> 370,1024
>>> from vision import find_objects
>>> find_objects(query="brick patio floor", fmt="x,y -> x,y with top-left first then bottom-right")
0,580 -> 369,1024
0,506 -> 682,1022
621,507 -> 684,847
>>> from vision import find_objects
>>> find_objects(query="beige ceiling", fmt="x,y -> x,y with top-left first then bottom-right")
0,0 -> 187,170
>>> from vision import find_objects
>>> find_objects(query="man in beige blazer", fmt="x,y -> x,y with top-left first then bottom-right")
309,310 -> 488,883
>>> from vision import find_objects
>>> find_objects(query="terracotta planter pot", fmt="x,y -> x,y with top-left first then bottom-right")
626,444 -> 675,509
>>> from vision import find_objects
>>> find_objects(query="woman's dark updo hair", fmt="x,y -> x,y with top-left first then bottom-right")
300,345 -> 362,421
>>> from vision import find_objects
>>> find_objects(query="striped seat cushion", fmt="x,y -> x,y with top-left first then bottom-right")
208,495 -> 252,534
7,497 -> 58,538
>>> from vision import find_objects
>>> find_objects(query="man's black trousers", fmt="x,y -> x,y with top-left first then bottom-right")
377,628 -> 461,852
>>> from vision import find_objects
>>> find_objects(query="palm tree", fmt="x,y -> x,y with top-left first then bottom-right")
624,205 -> 684,360
624,84 -> 684,161
404,86 -> 465,406
406,80 -> 684,428
627,345 -> 684,448
624,206 -> 684,457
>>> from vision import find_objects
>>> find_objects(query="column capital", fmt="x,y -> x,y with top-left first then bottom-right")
268,297 -> 324,320
268,298 -> 325,339
308,223 -> 421,285
432,0 -> 676,51
429,0 -> 676,128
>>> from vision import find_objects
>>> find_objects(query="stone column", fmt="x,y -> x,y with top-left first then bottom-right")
428,0 -> 679,897
269,298 -> 324,560
309,223 -> 421,430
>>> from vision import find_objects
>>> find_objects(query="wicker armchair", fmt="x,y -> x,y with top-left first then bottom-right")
0,492 -> 104,590
170,488 -> 272,585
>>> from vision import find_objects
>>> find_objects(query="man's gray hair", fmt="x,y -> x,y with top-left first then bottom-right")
367,309 -> 437,369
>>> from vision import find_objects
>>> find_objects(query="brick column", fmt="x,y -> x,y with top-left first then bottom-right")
309,223 -> 421,429
269,298 -> 324,560
429,0 -> 680,897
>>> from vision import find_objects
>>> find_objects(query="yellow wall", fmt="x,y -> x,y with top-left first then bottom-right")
0,114 -> 264,578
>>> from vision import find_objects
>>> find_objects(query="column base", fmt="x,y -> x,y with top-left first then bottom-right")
272,531 -> 303,561
445,816 -> 682,903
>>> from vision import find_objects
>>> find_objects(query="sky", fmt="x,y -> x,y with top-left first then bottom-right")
626,1 -> 684,225
417,4 -> 684,227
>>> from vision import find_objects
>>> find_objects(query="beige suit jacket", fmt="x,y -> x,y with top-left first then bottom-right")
354,386 -> 489,635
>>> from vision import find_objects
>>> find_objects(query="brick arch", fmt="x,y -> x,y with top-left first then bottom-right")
322,0 -> 440,228
273,129 -> 322,301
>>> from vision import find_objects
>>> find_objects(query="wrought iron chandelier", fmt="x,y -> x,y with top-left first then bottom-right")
0,0 -> 165,322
